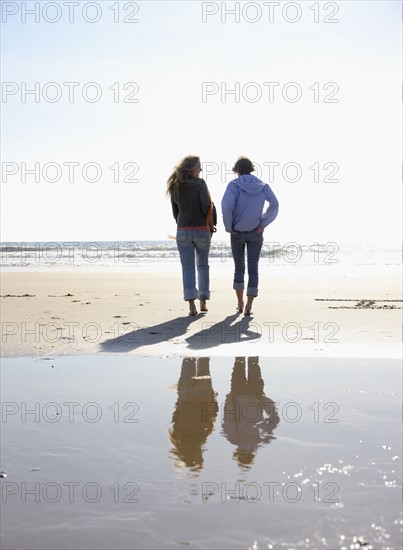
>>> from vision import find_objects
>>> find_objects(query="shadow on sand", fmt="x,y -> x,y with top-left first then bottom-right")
99,313 -> 261,353
185,313 -> 261,350
100,316 -> 199,353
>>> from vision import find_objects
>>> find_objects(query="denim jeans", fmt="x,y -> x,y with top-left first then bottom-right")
176,229 -> 211,301
230,230 -> 264,297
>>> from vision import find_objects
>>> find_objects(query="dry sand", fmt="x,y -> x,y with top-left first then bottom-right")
1,271 -> 401,358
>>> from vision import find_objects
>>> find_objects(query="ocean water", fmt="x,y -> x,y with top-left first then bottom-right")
1,355 -> 401,550
0,241 -> 401,273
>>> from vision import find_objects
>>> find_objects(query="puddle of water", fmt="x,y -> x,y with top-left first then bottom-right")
1,355 -> 401,549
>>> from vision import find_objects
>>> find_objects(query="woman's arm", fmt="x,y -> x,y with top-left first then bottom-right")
199,179 -> 211,216
171,193 -> 179,222
221,183 -> 238,233
212,203 -> 217,226
259,184 -> 279,229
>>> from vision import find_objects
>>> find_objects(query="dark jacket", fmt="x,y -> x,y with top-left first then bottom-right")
171,178 -> 217,228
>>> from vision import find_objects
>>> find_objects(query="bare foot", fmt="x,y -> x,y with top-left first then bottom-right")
235,290 -> 244,315
189,305 -> 198,316
200,300 -> 208,312
244,297 -> 254,316
188,299 -> 198,316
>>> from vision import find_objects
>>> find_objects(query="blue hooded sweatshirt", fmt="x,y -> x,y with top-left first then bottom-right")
221,174 -> 279,233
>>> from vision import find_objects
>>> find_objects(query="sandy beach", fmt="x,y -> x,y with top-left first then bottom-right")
1,267 -> 402,549
1,270 -> 401,359
2,263 -> 402,549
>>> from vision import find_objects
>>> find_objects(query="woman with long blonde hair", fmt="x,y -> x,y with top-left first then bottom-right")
167,155 -> 216,316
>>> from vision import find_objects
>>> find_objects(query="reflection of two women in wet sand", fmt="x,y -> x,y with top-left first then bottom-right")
169,357 -> 280,472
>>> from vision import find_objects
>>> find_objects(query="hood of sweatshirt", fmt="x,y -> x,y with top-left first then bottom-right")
231,174 -> 265,196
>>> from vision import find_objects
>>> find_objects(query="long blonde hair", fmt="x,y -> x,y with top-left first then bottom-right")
166,156 -> 200,195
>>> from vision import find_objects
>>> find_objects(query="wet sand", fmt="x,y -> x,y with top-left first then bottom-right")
1,355 -> 401,550
1,271 -> 401,358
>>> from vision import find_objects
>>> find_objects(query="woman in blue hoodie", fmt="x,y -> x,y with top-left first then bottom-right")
221,157 -> 279,316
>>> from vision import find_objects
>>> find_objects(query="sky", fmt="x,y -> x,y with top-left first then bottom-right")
1,0 -> 401,246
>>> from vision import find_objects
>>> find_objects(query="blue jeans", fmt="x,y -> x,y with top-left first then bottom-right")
230,230 -> 264,297
176,229 -> 211,301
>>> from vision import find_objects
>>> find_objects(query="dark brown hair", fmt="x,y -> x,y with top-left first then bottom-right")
166,156 -> 200,195
232,157 -> 255,175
